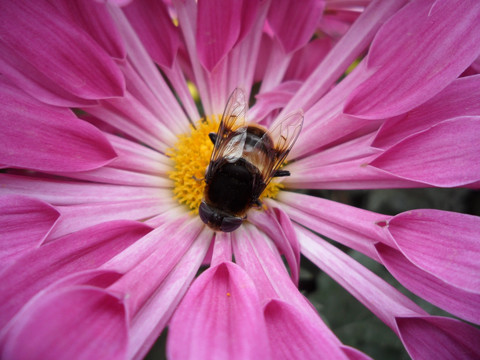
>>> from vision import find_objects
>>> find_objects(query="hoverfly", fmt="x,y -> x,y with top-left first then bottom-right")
199,88 -> 303,232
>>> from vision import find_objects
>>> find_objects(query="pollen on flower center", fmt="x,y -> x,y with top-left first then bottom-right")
167,116 -> 283,215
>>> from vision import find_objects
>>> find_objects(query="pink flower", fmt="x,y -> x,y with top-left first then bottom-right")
1,0 -> 480,359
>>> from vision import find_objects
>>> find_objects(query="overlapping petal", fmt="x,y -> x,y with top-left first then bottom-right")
127,226 -> 212,359
232,225 -> 350,358
397,316 -> 480,360
0,174 -> 162,205
51,0 -> 126,59
376,243 -> 480,325
123,0 -> 179,68
1,286 -> 128,360
264,299 -> 363,360
0,81 -> 117,172
370,117 -> 480,187
0,0 -> 478,359
344,0 -> 480,119
267,0 -> 324,54
196,0 -> 243,72
372,74 -> 480,148
49,198 -> 174,240
0,195 -> 59,264
381,209 -> 480,293
280,0 -> 407,116
276,192 -> 383,258
248,207 -> 300,285
0,221 -> 151,330
106,217 -> 203,317
167,262 -> 270,360
0,0 -> 125,107
298,226 -> 480,359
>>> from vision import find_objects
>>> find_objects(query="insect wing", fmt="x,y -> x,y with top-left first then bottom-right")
254,110 -> 304,192
209,88 -> 248,167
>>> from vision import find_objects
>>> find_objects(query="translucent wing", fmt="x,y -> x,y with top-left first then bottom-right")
206,88 -> 248,177
252,110 -> 304,196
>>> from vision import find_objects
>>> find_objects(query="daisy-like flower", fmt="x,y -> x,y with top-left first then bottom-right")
1,0 -> 480,359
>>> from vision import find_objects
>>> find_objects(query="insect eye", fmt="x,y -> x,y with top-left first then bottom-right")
220,216 -> 243,232
199,201 -> 214,225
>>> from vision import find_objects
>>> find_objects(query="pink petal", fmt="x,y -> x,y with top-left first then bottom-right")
53,167 -> 171,187
87,8 -> 192,135
472,55 -> 480,73
256,34 -> 294,94
297,226 -> 424,332
248,207 -> 300,285
287,67 -> 376,158
105,133 -> 171,175
397,316 -> 480,360
373,74 -> 480,148
370,117 -> 480,187
167,262 -> 270,360
285,157 -> 427,190
85,103 -> 169,153
2,287 -> 128,360
253,33 -> 274,82
232,225 -> 294,301
171,0 -> 214,114
286,134 -> 426,189
94,91 -> 178,150
284,37 -> 332,81
51,0 -> 126,59
249,80 -> 301,123
291,132 -> 381,168
344,0 -> 480,119
236,0 -> 261,44
383,210 -> 480,293
232,225 -> 348,357
123,0 -> 180,68
95,215 -> 194,273
117,61 -> 194,133
49,198 -> 175,240
0,0 -> 125,107
45,269 -> 123,291
267,0 -> 324,54
376,243 -> 480,325
211,232 -> 233,266
0,195 -> 59,264
106,217 -> 204,318
196,0 -> 242,71
162,61 -> 202,122
279,0 -> 407,116
276,192 -> 383,259
264,299 -> 350,360
127,226 -> 212,359
0,174 -> 162,206
0,82 -> 117,172
300,228 -> 480,357
340,346 -> 374,360
0,221 -> 151,329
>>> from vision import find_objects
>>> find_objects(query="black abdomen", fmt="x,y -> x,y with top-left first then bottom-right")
206,158 -> 259,215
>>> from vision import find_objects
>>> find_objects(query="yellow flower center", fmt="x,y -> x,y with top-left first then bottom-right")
167,116 -> 283,214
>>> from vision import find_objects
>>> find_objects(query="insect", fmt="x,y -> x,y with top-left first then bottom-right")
199,88 -> 303,232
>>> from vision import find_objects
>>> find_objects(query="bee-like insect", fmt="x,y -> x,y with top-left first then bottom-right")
199,88 -> 303,232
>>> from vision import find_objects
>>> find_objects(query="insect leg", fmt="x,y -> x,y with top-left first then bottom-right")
208,132 -> 217,144
273,170 -> 290,177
